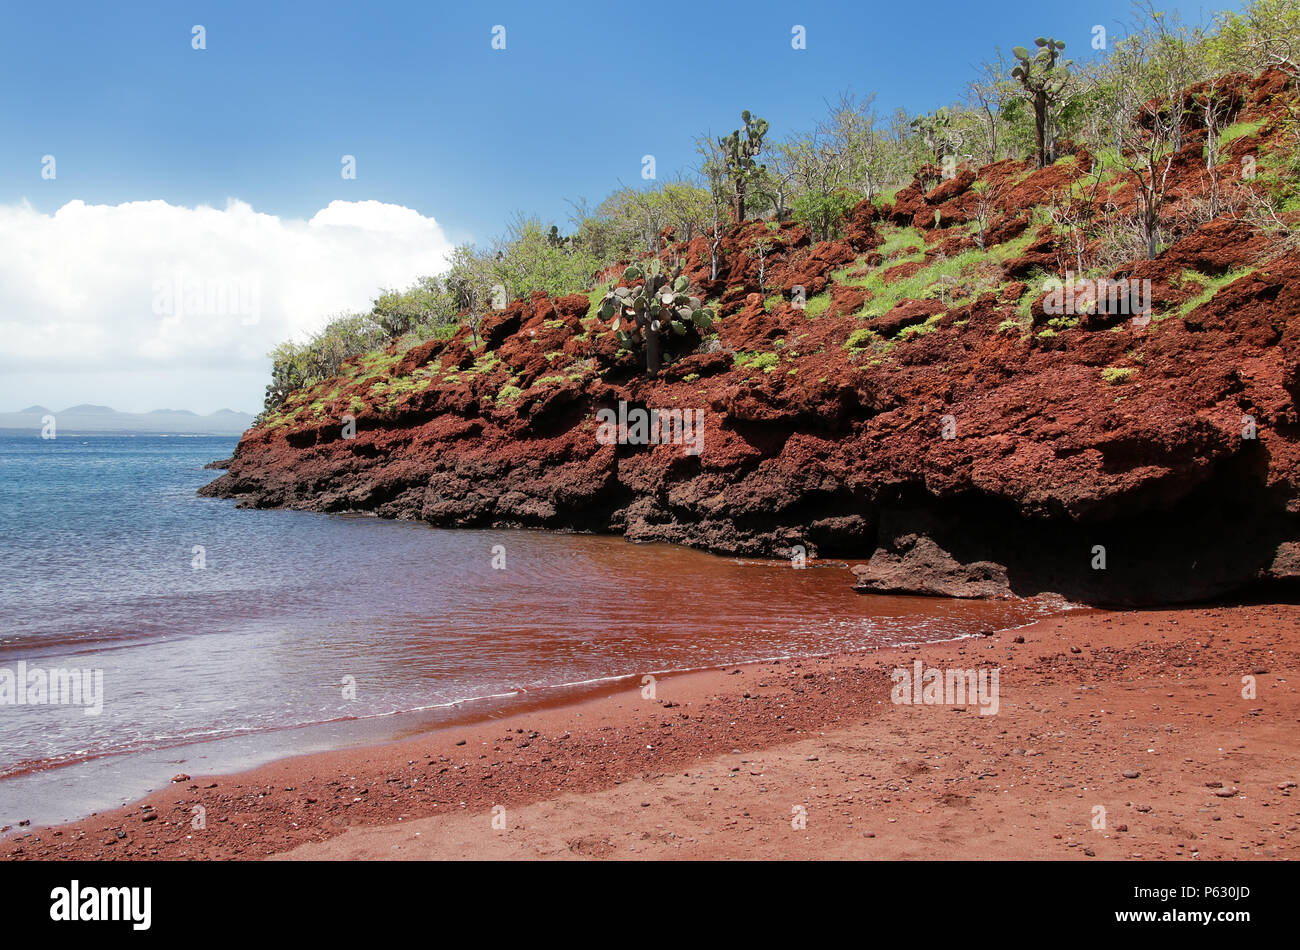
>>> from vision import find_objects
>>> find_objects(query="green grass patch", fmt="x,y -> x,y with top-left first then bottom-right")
1015,268 -> 1050,321
586,286 -> 610,318
802,292 -> 832,317
851,249 -> 973,317
878,225 -> 926,260
844,327 -> 881,350
827,226 -> 926,289
896,313 -> 942,340
1216,118 -> 1267,153
734,351 -> 780,372
355,349 -> 402,376
1092,146 -> 1124,171
1175,267 -> 1254,319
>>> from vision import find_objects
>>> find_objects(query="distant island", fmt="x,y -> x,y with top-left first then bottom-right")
0,405 -> 254,436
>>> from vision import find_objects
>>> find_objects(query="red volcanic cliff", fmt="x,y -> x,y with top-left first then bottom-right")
203,70 -> 1300,605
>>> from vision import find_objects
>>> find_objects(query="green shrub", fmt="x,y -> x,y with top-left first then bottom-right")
844,327 -> 881,350
896,314 -> 942,339
735,351 -> 780,372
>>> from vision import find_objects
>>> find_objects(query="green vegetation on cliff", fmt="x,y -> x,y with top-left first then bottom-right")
259,0 -> 1300,422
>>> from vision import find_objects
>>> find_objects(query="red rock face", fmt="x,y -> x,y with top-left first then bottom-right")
204,70 -> 1300,605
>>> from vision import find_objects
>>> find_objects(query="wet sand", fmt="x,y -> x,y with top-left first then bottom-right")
4,602 -> 1298,860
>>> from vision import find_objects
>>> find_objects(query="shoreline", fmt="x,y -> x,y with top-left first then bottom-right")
4,601 -> 1298,860
0,626 -> 1006,830
0,567 -> 1062,830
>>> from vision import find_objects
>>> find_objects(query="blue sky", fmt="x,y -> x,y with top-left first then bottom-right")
0,0 -> 1237,239
0,0 -> 1239,413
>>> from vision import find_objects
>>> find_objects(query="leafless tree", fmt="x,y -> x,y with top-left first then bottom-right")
966,53 -> 1016,164
1101,18 -> 1200,259
695,134 -> 731,281
1045,159 -> 1109,272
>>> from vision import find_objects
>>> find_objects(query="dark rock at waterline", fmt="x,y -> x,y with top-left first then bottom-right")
851,532 -> 1011,599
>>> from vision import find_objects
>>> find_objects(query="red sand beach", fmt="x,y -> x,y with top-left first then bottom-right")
4,602 -> 1298,861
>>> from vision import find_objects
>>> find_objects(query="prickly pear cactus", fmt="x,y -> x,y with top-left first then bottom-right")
1012,37 -> 1072,168
596,260 -> 715,377
910,108 -> 962,164
1011,37 -> 1071,94
719,110 -> 770,222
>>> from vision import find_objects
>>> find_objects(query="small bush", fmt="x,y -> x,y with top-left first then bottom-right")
896,314 -> 942,340
735,351 -> 780,372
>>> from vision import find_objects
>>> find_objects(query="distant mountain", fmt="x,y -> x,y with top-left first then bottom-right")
0,405 -> 254,435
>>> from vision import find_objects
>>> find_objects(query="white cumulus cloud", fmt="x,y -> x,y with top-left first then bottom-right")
0,197 -> 456,384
